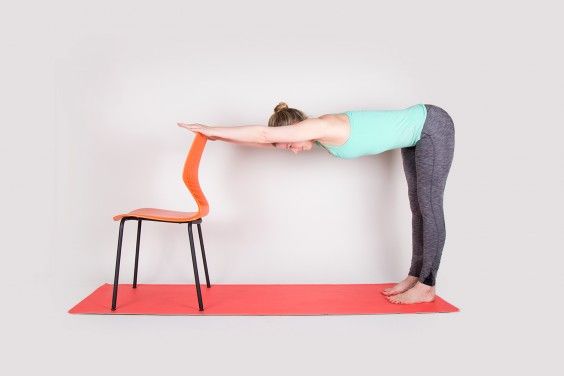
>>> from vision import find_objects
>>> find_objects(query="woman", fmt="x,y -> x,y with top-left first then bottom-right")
178,102 -> 455,304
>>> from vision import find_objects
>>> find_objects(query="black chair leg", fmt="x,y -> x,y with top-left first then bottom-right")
111,218 -> 126,311
196,222 -> 211,288
188,223 -> 204,311
132,219 -> 142,288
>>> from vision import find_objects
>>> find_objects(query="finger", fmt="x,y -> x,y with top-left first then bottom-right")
178,126 -> 197,133
178,124 -> 196,130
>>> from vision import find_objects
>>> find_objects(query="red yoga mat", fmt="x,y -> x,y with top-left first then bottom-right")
69,283 -> 459,316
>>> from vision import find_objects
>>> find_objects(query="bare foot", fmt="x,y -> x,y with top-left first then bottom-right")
381,276 -> 419,296
386,282 -> 436,304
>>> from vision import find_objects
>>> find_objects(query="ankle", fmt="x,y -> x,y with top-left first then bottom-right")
414,282 -> 435,292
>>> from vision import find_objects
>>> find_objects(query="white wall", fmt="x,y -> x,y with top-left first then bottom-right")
1,1 -> 562,374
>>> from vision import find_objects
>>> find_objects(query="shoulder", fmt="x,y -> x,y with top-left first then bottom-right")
318,113 -> 351,130
319,113 -> 348,123
315,113 -> 351,145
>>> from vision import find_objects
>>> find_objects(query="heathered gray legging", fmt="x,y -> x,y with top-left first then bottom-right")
400,104 -> 455,286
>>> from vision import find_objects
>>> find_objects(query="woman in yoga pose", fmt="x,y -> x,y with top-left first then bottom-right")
178,102 -> 455,304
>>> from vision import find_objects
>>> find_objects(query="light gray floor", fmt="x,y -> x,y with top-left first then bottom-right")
2,277 -> 559,376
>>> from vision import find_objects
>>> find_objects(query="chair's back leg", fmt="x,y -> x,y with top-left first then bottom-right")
111,218 -> 127,311
197,223 -> 211,288
188,223 -> 204,311
133,219 -> 142,288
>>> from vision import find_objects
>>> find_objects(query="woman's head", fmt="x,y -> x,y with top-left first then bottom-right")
268,102 -> 313,153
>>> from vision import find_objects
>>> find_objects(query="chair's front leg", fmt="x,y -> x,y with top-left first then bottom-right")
111,218 -> 127,311
132,219 -> 142,288
196,222 -> 211,288
188,223 -> 204,311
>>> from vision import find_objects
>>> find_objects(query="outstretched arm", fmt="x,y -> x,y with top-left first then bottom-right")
262,118 -> 328,143
178,123 -> 266,143
178,117 -> 329,144
213,136 -> 274,148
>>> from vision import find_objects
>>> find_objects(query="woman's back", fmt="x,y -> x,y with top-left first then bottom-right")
316,104 -> 428,158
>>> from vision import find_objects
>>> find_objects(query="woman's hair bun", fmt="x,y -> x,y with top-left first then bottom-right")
268,101 -> 307,127
274,102 -> 289,113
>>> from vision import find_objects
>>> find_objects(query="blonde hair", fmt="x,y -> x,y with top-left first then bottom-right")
268,102 -> 307,127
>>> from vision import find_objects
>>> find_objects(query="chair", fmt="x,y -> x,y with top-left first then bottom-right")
110,133 -> 211,311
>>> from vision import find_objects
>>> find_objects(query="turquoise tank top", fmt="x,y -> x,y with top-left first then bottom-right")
315,104 -> 427,159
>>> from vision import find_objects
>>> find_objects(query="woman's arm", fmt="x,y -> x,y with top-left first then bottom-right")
212,125 -> 268,143
178,124 -> 266,143
262,118 -> 329,143
214,136 -> 274,148
178,117 -> 329,143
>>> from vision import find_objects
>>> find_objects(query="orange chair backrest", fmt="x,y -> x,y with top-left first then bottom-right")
182,133 -> 209,217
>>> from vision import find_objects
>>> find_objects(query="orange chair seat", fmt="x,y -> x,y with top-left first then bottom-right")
113,208 -> 204,222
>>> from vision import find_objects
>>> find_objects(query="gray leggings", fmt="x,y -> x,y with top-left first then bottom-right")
400,104 -> 455,286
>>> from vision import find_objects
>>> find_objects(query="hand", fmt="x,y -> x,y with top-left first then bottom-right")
177,122 -> 217,139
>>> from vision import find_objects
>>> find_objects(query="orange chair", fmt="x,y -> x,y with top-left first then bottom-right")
111,133 -> 211,311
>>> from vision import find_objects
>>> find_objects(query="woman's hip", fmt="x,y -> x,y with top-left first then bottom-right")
422,104 -> 455,136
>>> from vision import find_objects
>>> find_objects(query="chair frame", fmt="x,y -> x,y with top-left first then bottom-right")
111,216 -> 211,311
110,133 -> 211,312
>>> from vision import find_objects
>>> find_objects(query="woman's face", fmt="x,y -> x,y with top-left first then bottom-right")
273,140 -> 314,154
